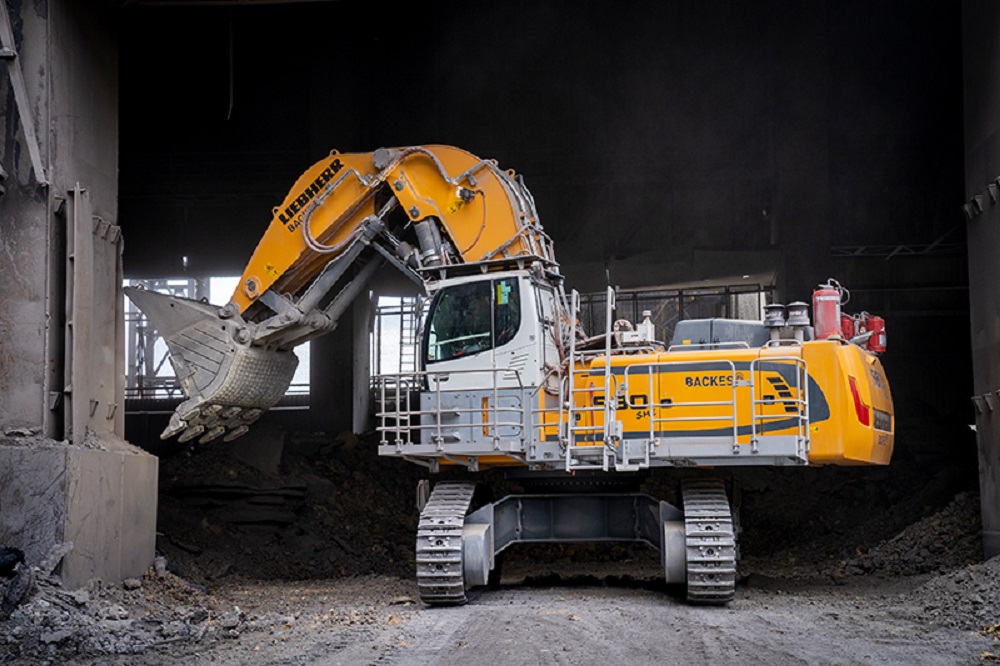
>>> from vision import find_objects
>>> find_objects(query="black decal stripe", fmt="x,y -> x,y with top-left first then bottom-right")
544,417 -> 809,443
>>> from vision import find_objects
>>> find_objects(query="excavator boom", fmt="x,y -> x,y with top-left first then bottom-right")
232,145 -> 554,314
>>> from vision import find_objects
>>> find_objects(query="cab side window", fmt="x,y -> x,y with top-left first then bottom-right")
426,277 -> 521,363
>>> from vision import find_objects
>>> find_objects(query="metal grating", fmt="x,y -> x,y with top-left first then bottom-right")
578,282 -> 774,343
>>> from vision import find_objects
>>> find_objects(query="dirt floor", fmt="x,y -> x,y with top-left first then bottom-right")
0,419 -> 993,665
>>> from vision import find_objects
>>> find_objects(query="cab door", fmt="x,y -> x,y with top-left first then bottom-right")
423,273 -> 537,391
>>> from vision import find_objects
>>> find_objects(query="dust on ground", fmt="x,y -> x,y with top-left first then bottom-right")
1,421 -> 994,665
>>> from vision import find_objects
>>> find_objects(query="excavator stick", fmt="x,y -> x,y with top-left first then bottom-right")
124,287 -> 298,443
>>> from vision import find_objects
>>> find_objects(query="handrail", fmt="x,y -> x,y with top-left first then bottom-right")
374,344 -> 812,468
667,341 -> 751,353
373,367 -> 526,450
623,359 -> 741,448
750,356 -> 810,452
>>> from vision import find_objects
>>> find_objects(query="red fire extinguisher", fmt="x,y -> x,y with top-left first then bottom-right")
840,313 -> 856,340
813,279 -> 845,339
864,315 -> 886,354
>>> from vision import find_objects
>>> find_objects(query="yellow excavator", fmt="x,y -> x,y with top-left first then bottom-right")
126,145 -> 894,605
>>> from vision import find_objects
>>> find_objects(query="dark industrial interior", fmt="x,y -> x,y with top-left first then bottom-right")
2,1 -> 1000,663
118,0 -> 971,440
118,0 -> 976,534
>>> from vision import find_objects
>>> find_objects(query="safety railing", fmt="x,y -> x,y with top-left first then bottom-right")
750,356 -> 810,452
619,355 -> 810,456
373,368 -> 527,454
623,359 -> 743,451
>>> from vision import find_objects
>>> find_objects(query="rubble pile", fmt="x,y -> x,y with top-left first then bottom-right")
903,555 -> 1000,631
741,489 -> 981,580
0,568 -> 243,660
0,568 -> 415,662
848,491 -> 981,576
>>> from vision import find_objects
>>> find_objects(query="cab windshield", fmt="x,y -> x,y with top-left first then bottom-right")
425,277 -> 521,364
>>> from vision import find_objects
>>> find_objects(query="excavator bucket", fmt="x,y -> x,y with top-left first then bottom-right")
124,287 -> 298,444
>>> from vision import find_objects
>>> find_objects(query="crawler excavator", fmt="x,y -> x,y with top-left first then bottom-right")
126,145 -> 894,605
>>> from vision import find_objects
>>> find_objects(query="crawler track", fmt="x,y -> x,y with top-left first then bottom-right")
415,481 -> 476,605
682,478 -> 737,605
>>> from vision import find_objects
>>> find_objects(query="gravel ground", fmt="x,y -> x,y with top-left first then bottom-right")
900,555 -> 1000,631
0,427 -> 992,665
4,570 -> 995,666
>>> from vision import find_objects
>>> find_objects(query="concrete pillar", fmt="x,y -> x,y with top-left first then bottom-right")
963,0 -> 1000,558
0,0 -> 157,586
0,0 -> 50,430
310,308 -> 355,433
352,291 -> 374,434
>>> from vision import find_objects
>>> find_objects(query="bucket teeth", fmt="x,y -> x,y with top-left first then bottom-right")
178,425 -> 205,444
125,287 -> 299,444
198,426 -> 227,445
223,425 -> 250,443
161,413 -> 188,441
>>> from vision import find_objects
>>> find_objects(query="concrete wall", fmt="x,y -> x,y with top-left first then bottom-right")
0,438 -> 157,589
1,0 -> 120,432
0,0 -> 51,430
62,445 -> 158,587
0,443 -> 68,567
0,0 -> 157,587
963,0 -> 1000,557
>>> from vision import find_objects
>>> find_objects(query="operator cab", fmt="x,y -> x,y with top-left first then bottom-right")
425,275 -> 521,364
421,270 -> 560,392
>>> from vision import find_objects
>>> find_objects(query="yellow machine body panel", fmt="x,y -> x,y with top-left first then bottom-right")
801,341 -> 894,465
569,340 -> 893,467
